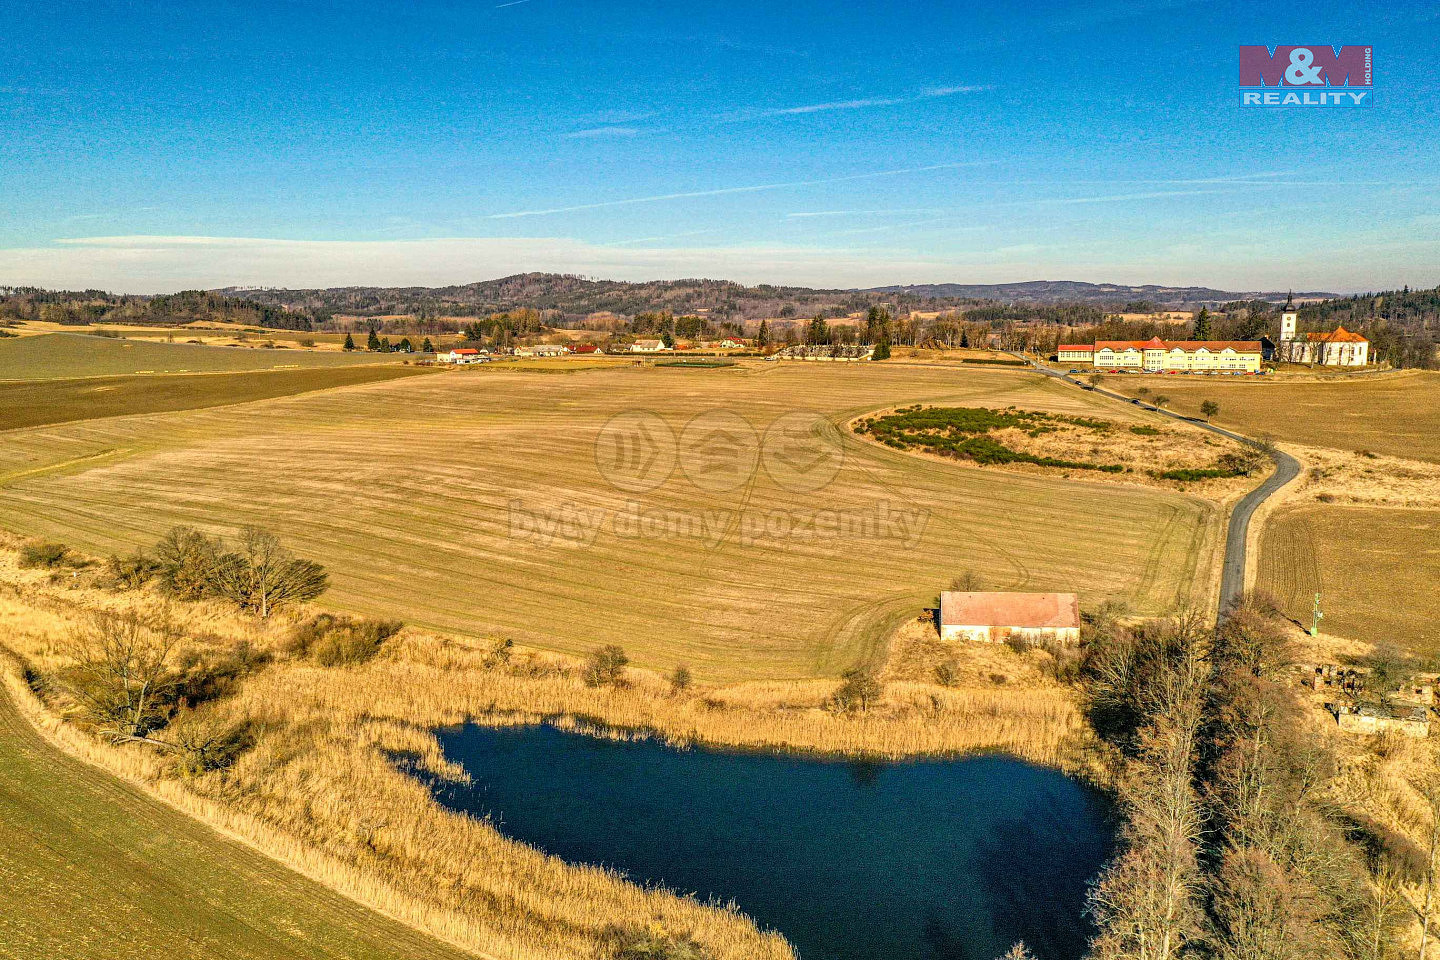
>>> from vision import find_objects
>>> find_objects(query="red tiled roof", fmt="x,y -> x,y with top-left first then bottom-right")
1304,325 -> 1368,344
1094,339 -> 1262,353
940,592 -> 1080,630
452,348 -> 480,355
1058,344 -> 1094,352
569,344 -> 598,353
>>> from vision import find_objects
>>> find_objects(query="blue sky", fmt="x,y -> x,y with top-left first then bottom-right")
1,0 -> 1437,292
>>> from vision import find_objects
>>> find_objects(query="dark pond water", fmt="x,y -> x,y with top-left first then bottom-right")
422,724 -> 1113,960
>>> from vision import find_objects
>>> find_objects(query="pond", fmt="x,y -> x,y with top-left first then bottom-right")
421,723 -> 1114,960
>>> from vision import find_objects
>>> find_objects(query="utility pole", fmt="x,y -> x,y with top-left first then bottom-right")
1311,592 -> 1324,637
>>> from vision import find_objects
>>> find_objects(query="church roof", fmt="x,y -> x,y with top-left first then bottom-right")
1304,326 -> 1368,344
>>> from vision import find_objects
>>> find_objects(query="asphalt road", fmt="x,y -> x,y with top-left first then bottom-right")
1015,358 -> 1301,620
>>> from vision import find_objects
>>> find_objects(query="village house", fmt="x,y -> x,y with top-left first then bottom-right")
1057,344 -> 1094,363
1092,337 -> 1263,373
437,347 -> 488,364
567,343 -> 598,354
938,591 -> 1081,646
531,344 -> 567,357
631,339 -> 671,353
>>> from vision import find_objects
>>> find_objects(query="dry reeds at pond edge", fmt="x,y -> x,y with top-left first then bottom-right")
0,543 -> 1099,960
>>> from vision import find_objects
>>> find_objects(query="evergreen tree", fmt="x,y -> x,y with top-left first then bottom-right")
421,337 -> 434,353
756,319 -> 771,348
366,328 -> 381,351
872,338 -> 891,361
1193,307 -> 1213,340
807,316 -> 830,345
342,333 -> 356,351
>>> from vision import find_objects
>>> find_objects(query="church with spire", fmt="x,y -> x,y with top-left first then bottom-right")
1275,293 -> 1370,367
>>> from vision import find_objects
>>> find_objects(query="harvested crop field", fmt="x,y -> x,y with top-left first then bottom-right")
1257,505 -> 1440,655
0,332 -> 408,379
0,363 -> 1225,680
0,365 -> 432,431
1108,371 -> 1440,463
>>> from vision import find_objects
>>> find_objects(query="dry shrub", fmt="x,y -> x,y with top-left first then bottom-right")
20,541 -> 74,569
288,614 -> 403,667
602,925 -> 713,960
584,644 -> 630,687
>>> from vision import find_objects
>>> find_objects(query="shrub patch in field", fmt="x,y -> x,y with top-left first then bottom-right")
854,405 -> 1261,486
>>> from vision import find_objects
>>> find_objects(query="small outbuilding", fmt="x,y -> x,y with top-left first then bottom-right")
939,591 -> 1081,646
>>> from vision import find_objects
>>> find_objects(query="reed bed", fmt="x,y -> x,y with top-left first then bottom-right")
0,541 -> 1097,960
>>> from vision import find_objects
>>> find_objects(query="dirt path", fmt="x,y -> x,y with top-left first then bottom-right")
0,681 -> 479,960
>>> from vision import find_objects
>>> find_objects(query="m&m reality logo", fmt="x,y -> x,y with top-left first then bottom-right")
1239,45 -> 1373,107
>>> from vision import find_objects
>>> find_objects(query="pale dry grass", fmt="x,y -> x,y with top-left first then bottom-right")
0,539 -> 1098,960
1287,444 -> 1440,510
1107,370 -> 1440,463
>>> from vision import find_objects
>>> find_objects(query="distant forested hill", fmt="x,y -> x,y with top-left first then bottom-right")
215,273 -> 1300,322
866,280 -> 1328,306
219,274 -> 886,323
0,288 -> 313,331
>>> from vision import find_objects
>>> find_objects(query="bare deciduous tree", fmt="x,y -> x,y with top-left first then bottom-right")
61,610 -> 178,740
212,526 -> 328,618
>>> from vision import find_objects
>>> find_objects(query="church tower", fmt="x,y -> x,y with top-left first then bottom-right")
1280,291 -> 1297,342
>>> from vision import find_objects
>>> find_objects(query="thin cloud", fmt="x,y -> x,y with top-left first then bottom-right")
1041,188 -> 1236,205
493,0 -> 531,8
488,161 -> 994,219
738,85 -> 991,120
562,126 -> 641,140
786,209 -> 938,219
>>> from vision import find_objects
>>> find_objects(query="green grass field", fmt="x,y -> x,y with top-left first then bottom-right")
0,333 -> 408,380
0,366 -> 434,431
0,363 -> 1223,680
0,686 -> 476,960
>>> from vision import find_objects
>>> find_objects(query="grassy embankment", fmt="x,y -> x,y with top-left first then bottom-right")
0,362 -> 1225,681
0,664 -> 480,960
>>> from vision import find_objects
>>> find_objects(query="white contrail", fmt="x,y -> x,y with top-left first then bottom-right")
749,85 -> 991,118
488,161 -> 993,219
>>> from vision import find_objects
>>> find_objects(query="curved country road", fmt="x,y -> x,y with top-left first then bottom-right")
1013,358 -> 1301,619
